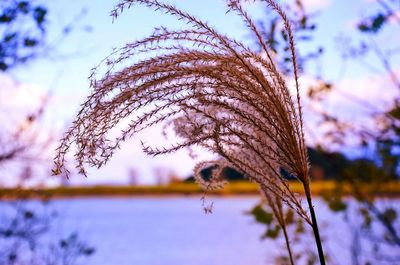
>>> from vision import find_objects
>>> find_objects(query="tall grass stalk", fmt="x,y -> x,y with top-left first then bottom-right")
53,0 -> 326,264
264,191 -> 295,265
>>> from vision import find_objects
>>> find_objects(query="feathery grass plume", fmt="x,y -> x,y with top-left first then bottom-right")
264,191 -> 295,265
53,1 -> 326,263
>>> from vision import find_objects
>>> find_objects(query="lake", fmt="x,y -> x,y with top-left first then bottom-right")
1,196 -> 399,265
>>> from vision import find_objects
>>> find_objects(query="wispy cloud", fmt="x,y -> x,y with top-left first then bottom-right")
0,74 -> 46,109
0,74 -> 47,129
296,69 -> 399,152
301,0 -> 331,12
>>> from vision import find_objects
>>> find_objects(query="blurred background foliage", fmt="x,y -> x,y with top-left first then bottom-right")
0,0 -> 47,71
0,1 -> 95,264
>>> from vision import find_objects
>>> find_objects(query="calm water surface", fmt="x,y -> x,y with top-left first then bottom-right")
8,196 -> 399,265
53,196 -> 270,265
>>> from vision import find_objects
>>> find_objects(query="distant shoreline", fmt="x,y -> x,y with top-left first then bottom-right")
1,181 -> 400,199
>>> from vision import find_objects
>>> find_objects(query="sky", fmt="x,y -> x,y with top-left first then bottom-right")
1,0 -> 399,186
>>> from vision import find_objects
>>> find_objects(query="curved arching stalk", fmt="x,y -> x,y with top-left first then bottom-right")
53,0 -> 326,264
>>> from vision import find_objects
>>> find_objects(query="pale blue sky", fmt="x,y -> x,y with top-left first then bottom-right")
3,0 -> 399,186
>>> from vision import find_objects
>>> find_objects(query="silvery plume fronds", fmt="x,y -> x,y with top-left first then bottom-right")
53,0 -> 311,223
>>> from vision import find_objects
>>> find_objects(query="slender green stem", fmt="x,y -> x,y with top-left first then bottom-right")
304,182 -> 326,265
